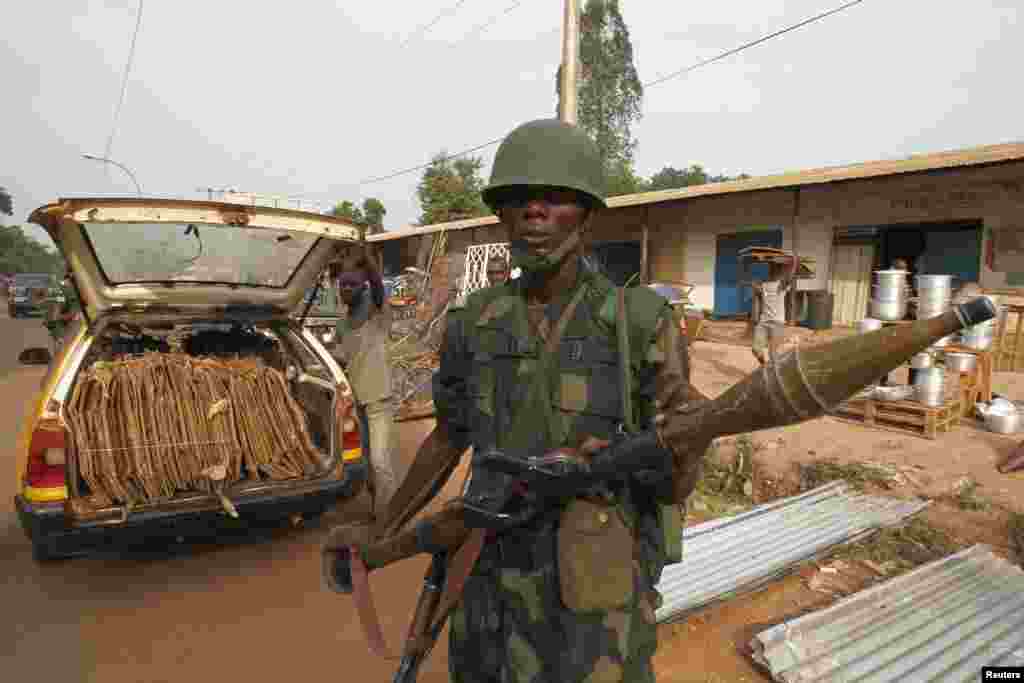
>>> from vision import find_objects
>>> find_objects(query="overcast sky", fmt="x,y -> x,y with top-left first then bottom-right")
3,0 -> 1021,248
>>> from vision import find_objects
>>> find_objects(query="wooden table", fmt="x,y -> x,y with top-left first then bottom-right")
875,319 -> 994,412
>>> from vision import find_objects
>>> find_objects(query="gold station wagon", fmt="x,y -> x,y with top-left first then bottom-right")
15,198 -> 369,561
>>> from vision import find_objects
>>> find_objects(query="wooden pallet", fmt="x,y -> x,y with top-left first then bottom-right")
832,397 -> 961,440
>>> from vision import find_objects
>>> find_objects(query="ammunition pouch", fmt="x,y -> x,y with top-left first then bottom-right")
557,498 -> 636,613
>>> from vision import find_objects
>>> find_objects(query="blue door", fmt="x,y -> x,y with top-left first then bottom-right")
713,230 -> 784,317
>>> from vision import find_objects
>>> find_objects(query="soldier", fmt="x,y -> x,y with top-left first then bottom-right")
324,119 -> 708,682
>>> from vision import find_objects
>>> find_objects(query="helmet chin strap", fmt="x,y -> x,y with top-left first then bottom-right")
510,226 -> 585,281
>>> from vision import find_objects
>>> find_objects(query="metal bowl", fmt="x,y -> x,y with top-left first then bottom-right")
869,298 -> 907,321
858,318 -> 883,334
875,270 -> 909,289
985,411 -> 1020,434
910,352 -> 934,369
943,351 -> 976,373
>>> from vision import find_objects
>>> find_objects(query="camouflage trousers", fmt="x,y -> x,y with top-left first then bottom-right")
448,536 -> 660,683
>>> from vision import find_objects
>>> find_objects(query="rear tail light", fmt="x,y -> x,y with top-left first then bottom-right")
24,401 -> 69,501
336,394 -> 363,462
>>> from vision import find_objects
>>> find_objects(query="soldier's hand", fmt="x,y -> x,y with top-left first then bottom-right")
322,521 -> 375,594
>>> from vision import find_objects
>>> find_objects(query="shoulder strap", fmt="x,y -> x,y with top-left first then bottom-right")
616,286 -> 637,435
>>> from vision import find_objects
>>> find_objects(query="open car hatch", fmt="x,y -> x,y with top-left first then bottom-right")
29,198 -> 360,318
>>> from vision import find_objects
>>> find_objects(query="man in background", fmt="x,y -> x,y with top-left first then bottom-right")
751,261 -> 796,365
331,243 -> 398,519
485,254 -> 510,287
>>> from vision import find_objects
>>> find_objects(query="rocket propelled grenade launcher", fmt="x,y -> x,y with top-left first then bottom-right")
342,297 -> 997,572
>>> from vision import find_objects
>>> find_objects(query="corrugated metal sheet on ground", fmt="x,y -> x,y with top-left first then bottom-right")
750,544 -> 1024,682
655,481 -> 928,623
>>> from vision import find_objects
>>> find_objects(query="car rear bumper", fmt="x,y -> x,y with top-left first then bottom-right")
15,462 -> 367,550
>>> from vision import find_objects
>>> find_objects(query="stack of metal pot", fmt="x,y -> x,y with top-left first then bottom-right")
914,365 -> 946,407
869,269 -> 909,321
915,274 -> 957,348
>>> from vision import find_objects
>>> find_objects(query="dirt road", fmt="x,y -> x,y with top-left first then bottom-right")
0,311 -> 456,683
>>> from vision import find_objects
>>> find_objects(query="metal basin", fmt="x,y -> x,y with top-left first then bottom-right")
985,411 -> 1020,434
910,352 -> 934,369
943,351 -> 976,373
875,270 -> 910,289
914,367 -> 945,406
869,298 -> 907,321
917,290 -> 952,306
858,318 -> 883,334
960,331 -> 993,350
873,284 -> 907,302
915,274 -> 957,292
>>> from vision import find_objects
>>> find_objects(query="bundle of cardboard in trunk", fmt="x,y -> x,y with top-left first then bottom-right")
64,353 -> 323,507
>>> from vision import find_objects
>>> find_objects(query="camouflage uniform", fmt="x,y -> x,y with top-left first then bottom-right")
435,259 -> 696,682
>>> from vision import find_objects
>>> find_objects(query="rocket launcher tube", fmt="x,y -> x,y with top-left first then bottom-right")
352,297 -> 997,573
658,296 -> 997,452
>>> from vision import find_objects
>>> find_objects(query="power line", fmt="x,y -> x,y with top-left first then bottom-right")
457,0 -> 527,42
644,0 -> 865,88
102,0 -> 145,163
353,0 -> 867,187
356,137 -> 505,185
400,0 -> 473,47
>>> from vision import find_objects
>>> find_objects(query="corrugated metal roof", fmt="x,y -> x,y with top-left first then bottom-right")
654,481 -> 929,624
750,544 -> 1024,682
369,141 -> 1024,242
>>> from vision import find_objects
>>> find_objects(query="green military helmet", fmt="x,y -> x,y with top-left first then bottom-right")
483,118 -> 606,211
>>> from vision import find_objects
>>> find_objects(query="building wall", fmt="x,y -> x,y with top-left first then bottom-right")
643,161 -> 1024,313
375,160 -> 1024,315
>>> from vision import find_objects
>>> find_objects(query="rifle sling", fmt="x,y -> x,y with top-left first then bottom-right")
350,547 -> 400,660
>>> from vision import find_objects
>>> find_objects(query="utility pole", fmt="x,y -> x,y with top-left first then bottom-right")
558,0 -> 580,125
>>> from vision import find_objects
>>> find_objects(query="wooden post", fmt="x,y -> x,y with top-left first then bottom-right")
558,0 -> 580,124
641,209 -> 650,284
788,188 -> 802,324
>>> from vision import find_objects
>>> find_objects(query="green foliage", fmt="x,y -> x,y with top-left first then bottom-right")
646,165 -> 751,192
361,198 -> 386,232
416,152 -> 489,225
329,198 -> 388,233
0,187 -> 12,217
0,225 -> 64,275
604,159 -> 647,197
556,0 -> 643,179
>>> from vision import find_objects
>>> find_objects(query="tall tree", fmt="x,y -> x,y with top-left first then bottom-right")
416,152 -> 489,225
361,198 -> 386,233
0,187 -> 12,217
329,198 -> 388,233
556,0 -> 643,196
0,225 -> 64,274
330,200 -> 363,225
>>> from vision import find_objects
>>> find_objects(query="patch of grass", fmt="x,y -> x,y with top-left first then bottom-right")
830,517 -> 963,574
798,459 -> 896,492
691,438 -> 757,518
